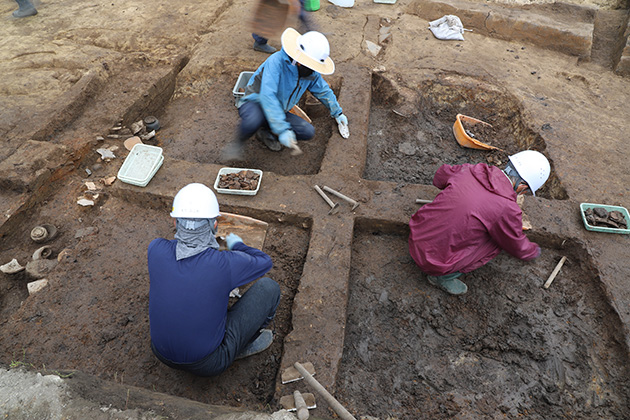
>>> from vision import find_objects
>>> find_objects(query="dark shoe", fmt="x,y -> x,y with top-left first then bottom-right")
235,329 -> 273,360
253,42 -> 277,54
427,275 -> 468,295
13,0 -> 37,17
256,129 -> 282,152
220,140 -> 245,161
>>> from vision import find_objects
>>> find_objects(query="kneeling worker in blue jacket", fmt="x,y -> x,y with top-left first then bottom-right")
148,183 -> 280,376
222,27 -> 348,160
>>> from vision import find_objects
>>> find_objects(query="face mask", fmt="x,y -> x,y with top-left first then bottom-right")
297,65 -> 314,78
503,162 -> 524,192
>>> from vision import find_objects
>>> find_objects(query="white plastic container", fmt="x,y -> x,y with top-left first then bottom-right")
117,144 -> 164,187
232,71 -> 254,106
214,167 -> 263,196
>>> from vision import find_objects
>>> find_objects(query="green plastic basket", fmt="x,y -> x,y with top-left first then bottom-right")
580,203 -> 630,234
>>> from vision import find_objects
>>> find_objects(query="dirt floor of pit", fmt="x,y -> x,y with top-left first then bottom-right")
2,0 -> 630,418
337,230 -> 630,420
161,71 -> 339,175
0,177 -> 310,410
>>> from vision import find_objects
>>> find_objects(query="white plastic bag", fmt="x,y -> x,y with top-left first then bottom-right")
328,0 -> 355,7
428,15 -> 468,41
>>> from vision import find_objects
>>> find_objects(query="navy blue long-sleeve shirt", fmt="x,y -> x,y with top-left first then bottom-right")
148,239 -> 272,363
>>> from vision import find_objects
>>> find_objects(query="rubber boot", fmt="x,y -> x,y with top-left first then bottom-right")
427,273 -> 468,295
235,329 -> 273,360
256,128 -> 282,151
253,41 -> 276,54
13,0 -> 37,18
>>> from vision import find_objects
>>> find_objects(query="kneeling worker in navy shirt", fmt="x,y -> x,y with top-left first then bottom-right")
148,183 -> 280,376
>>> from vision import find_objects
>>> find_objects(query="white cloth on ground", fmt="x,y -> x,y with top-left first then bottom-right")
428,15 -> 469,41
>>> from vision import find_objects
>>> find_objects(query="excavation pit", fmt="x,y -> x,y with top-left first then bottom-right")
364,74 -> 568,200
0,186 -> 310,410
152,68 -> 341,176
336,228 -> 630,419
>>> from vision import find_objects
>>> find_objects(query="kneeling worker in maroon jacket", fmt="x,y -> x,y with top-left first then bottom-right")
408,150 -> 551,295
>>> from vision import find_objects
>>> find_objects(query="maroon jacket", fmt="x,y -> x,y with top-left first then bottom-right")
408,163 -> 540,276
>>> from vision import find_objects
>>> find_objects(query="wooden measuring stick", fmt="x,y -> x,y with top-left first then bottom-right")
544,256 -> 567,289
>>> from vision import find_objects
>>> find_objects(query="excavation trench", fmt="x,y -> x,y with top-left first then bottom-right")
337,228 -> 630,420
0,57 -> 624,420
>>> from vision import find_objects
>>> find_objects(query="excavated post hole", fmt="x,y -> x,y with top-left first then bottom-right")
365,73 -> 568,200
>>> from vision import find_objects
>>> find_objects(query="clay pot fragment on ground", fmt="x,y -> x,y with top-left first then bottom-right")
74,226 -> 99,239
27,279 -> 49,296
57,248 -> 75,263
32,246 -> 53,260
30,224 -> 58,243
0,259 -> 25,274
25,259 -> 58,279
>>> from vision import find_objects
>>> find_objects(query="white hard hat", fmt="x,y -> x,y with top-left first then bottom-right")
170,183 -> 220,218
281,28 -> 335,75
508,150 -> 550,196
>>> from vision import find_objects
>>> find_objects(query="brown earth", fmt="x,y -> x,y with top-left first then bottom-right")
1,0 -> 630,419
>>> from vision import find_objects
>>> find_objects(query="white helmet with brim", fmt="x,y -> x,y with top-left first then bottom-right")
281,28 -> 335,75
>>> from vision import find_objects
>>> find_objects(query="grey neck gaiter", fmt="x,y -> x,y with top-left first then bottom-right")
174,218 -> 220,261
503,162 -> 524,193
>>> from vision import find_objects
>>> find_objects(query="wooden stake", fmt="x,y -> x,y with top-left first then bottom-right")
544,256 -> 567,289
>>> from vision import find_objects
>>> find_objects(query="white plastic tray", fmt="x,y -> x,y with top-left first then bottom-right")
117,144 -> 163,187
232,71 -> 254,106
214,167 -> 263,196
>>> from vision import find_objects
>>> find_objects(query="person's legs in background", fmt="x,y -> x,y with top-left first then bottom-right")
13,0 -> 38,18
252,33 -> 276,54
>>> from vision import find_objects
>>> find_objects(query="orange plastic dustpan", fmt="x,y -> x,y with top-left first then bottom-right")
453,114 -> 502,151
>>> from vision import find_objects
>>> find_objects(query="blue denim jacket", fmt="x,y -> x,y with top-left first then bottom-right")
239,49 -> 343,136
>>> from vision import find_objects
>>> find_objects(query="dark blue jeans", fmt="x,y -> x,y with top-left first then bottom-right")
151,277 -> 281,377
238,100 -> 315,141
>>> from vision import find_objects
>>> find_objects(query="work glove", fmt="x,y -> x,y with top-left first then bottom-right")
335,114 -> 349,138
225,233 -> 244,250
335,114 -> 348,126
279,130 -> 297,148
